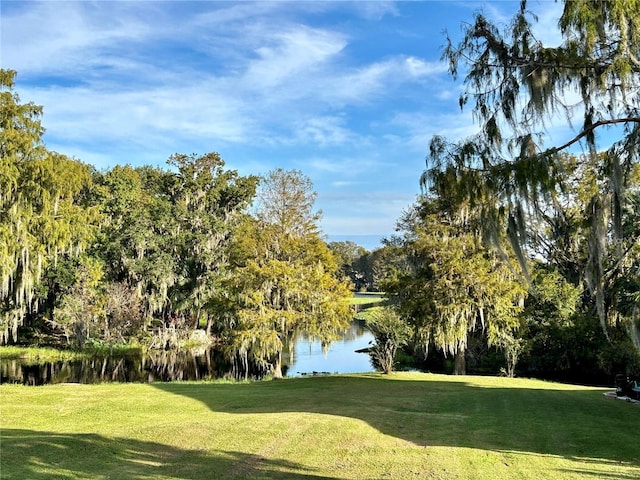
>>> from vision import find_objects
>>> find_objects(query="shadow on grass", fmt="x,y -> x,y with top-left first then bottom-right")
153,375 -> 640,469
0,429 -> 333,480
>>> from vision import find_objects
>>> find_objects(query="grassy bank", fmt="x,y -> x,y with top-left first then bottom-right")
1,373 -> 638,479
0,345 -> 143,363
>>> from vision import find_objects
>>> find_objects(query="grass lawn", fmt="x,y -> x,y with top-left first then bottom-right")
348,293 -> 385,306
1,373 -> 638,479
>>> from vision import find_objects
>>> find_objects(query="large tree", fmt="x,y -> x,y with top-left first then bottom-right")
424,0 -> 640,348
96,154 -> 257,337
0,70 -> 97,343
254,167 -> 322,237
387,198 -> 527,375
226,169 -> 352,378
327,240 -> 368,289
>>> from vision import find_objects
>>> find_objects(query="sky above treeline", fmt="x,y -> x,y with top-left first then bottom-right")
3,1 -> 564,251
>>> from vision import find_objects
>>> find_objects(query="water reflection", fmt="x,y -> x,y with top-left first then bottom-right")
284,320 -> 375,376
1,321 -> 375,385
0,349 -> 232,386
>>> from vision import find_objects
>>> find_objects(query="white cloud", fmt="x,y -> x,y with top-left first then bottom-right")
25,82 -> 251,148
389,110 -> 479,154
5,0 -> 449,154
405,56 -> 448,77
347,1 -> 399,21
331,180 -> 354,188
2,1 -> 158,76
2,1 -> 483,240
302,151 -> 403,181
530,0 -> 564,46
291,116 -> 357,146
323,55 -> 445,107
242,26 -> 347,90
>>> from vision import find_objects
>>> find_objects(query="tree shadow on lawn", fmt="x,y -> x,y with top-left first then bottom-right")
1,428 -> 334,480
153,375 -> 640,469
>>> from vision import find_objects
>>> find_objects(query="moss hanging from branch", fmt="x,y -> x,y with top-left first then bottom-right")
425,1 -> 640,346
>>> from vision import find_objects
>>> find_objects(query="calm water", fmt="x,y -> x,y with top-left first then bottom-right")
1,320 -> 375,385
285,320 -> 374,376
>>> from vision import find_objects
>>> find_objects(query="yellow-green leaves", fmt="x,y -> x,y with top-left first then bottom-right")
0,71 -> 97,343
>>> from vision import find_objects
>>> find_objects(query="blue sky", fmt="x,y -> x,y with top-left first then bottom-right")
2,1 -> 564,250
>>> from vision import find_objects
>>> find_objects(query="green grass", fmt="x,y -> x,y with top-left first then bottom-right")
1,373 -> 638,479
348,293 -> 386,306
0,346 -> 86,363
0,345 -> 142,363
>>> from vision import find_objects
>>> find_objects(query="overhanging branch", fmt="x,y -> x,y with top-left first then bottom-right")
548,117 -> 640,154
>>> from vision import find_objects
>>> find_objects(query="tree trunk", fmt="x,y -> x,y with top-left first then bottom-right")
205,316 -> 213,336
272,350 -> 283,379
453,346 -> 466,375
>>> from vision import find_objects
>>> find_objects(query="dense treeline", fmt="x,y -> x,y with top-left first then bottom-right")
1,70 -> 351,378
334,169 -> 639,383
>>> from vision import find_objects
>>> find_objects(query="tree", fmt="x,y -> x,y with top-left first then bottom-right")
51,257 -> 105,348
387,199 -> 527,375
164,153 -> 258,332
328,240 -> 368,290
362,306 -> 411,374
348,242 -> 411,293
0,69 -> 97,343
226,169 -> 352,378
95,165 -> 176,320
95,154 -> 258,338
424,0 -> 640,347
254,168 -> 322,237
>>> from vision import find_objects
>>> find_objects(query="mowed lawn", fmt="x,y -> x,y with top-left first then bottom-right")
1,373 -> 638,479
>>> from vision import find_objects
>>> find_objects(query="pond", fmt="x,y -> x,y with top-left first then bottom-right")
284,319 -> 375,376
0,320 -> 375,385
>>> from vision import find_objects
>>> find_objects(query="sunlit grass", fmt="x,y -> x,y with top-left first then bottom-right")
348,293 -> 386,305
1,372 -> 638,479
0,344 -> 143,363
0,346 -> 83,362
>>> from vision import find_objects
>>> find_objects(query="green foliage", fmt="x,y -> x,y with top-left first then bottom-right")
350,242 -> 410,292
364,306 -> 411,374
94,154 -> 258,335
388,199 -> 527,375
227,220 -> 352,378
225,170 -> 352,378
327,240 -> 368,288
1,72 -> 359,360
0,70 -> 98,343
51,256 -> 105,348
425,0 -> 640,346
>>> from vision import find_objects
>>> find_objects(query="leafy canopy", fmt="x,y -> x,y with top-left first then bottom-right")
423,0 -> 640,343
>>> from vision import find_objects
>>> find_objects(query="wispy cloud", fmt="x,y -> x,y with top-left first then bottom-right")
2,0 -> 488,239
7,1 -> 446,150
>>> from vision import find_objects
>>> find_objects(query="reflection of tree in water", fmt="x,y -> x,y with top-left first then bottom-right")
0,348 -> 241,385
282,320 -> 374,376
1,321 -> 373,385
341,319 -> 368,342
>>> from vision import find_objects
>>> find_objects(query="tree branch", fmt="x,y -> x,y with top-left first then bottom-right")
548,117 -> 640,154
